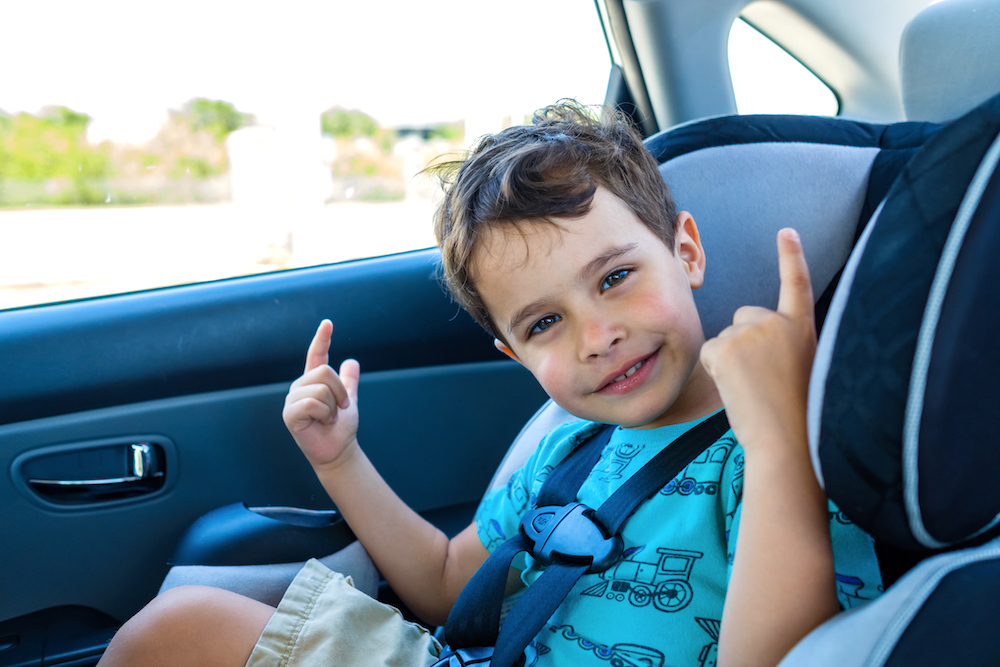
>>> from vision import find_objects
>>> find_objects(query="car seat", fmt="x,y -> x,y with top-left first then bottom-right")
778,89 -> 1000,667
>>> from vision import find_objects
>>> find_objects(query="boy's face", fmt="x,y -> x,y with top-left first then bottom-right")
475,187 -> 721,429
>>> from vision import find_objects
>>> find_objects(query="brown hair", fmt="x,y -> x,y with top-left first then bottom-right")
430,101 -> 676,339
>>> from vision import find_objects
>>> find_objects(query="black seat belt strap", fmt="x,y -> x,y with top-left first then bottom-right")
535,424 -> 614,507
441,411 -> 730,667
444,425 -> 615,648
595,412 -> 730,533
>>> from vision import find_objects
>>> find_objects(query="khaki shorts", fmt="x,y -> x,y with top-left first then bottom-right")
246,559 -> 442,667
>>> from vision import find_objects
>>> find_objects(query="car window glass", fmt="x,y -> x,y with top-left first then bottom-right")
728,18 -> 839,116
0,1 -> 610,311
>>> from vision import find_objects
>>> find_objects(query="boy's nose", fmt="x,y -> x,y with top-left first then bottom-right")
578,318 -> 623,360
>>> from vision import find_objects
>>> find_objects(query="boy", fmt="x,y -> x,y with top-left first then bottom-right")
98,103 -> 880,667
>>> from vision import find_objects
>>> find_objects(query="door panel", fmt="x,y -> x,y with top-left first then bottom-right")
0,249 -> 499,425
0,248 -> 549,627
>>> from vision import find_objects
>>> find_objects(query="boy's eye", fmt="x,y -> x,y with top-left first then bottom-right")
601,268 -> 631,291
529,314 -> 561,336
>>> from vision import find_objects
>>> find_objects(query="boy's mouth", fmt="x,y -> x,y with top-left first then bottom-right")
612,360 -> 645,384
596,350 -> 659,395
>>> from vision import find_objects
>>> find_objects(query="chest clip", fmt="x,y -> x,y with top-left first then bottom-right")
520,502 -> 623,574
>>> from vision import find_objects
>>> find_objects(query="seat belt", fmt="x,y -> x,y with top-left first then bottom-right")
437,410 -> 730,667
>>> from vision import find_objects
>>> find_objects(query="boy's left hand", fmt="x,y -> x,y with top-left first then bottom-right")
700,228 -> 816,453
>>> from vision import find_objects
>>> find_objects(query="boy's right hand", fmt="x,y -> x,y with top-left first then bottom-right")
700,228 -> 817,455
282,319 -> 361,471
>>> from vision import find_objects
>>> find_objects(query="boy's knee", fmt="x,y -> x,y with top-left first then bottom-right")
125,584 -> 223,634
100,585 -> 273,667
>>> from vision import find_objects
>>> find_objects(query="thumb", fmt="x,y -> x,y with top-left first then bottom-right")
338,358 -> 361,407
775,228 -> 814,321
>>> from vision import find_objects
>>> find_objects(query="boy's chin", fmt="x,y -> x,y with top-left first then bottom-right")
561,401 -> 675,430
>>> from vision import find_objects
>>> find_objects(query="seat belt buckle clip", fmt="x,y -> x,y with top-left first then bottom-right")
520,502 -> 623,574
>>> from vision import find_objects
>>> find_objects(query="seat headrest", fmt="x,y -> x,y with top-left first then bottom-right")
649,114 -> 929,339
809,92 -> 1000,551
901,0 -> 1000,123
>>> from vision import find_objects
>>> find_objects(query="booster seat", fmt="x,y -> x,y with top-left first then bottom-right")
779,89 -> 1000,667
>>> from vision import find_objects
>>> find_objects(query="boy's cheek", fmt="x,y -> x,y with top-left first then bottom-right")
527,360 -> 572,402
634,289 -> 705,346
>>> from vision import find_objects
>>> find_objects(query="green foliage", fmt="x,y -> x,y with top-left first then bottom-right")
180,98 -> 251,142
45,106 -> 91,129
428,122 -> 462,142
333,156 -> 385,178
0,106 -> 111,182
321,108 -> 379,138
0,99 -> 248,207
358,187 -> 404,202
379,131 -> 397,154
171,156 -> 219,179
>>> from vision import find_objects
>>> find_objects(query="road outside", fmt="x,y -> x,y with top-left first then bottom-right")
0,200 -> 438,310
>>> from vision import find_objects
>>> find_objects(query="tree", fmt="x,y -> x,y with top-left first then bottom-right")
179,98 -> 251,142
0,107 -> 110,181
321,107 -> 379,138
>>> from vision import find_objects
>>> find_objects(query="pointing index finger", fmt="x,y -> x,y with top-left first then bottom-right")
304,319 -> 334,373
775,228 -> 814,320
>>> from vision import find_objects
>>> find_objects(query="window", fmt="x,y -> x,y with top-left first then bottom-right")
0,1 -> 610,310
728,18 -> 839,117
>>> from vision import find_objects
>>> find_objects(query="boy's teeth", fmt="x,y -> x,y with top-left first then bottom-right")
612,360 -> 645,383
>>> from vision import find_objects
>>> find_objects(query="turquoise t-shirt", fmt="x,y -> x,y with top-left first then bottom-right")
475,415 -> 882,667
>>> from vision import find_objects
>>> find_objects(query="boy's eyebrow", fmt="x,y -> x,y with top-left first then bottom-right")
507,298 -> 550,338
505,243 -> 640,337
577,243 -> 639,283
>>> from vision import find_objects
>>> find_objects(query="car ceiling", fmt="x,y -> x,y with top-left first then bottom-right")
601,0 -> 935,128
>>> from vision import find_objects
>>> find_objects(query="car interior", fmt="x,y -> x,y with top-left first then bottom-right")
2,0 -> 999,665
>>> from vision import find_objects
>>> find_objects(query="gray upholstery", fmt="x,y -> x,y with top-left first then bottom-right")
663,142 -> 877,340
158,539 -> 379,606
486,401 -> 578,493
779,536 -> 1000,666
901,0 -> 1000,122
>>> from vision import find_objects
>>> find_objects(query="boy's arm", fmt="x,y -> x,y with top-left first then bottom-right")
283,320 -> 492,625
701,230 -> 839,667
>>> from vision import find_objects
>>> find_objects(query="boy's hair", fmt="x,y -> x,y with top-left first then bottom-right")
431,100 -> 677,340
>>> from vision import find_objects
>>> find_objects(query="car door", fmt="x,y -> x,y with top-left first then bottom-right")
0,248 -> 552,664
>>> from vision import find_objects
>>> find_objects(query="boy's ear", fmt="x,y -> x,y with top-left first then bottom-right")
674,211 -> 706,290
494,339 -> 522,364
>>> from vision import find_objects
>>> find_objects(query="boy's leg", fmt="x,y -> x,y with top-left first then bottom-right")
98,585 -> 274,667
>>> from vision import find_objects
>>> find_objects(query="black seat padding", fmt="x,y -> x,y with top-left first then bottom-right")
781,91 -> 1000,666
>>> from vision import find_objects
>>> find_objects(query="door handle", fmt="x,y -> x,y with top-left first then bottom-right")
27,442 -> 165,503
